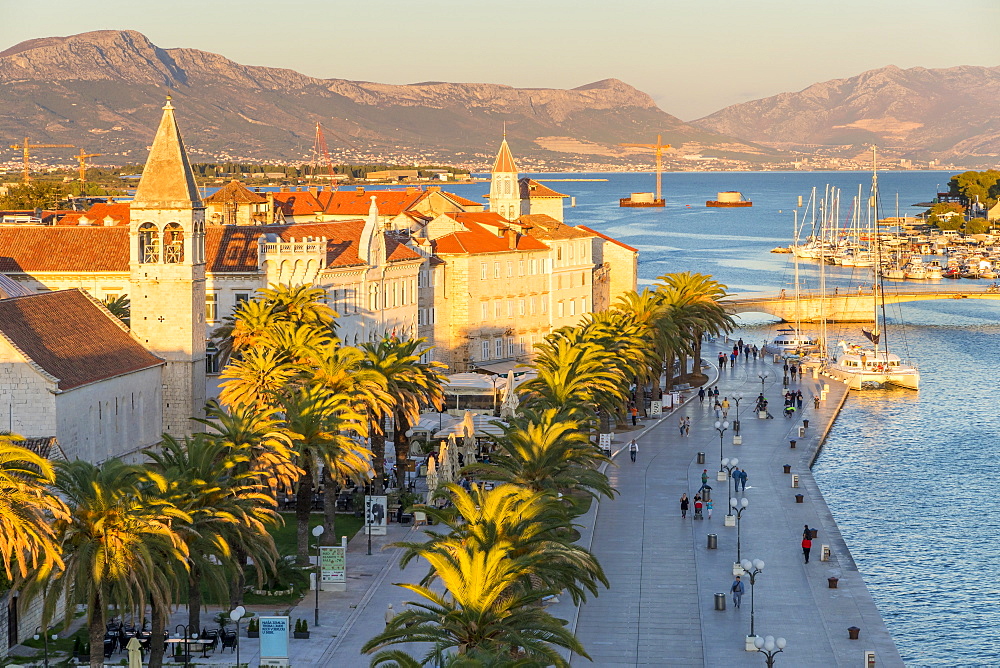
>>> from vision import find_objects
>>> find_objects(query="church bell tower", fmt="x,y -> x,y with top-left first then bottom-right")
488,133 -> 522,221
129,97 -> 207,436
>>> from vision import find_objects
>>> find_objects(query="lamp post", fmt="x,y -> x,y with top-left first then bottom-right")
730,497 -> 749,563
732,392 -> 744,438
721,458 -> 740,509
229,605 -> 245,668
714,420 -> 729,474
174,624 -> 198,668
312,524 -> 325,627
740,558 -> 765,641
32,626 -> 57,668
754,634 -> 786,666
758,372 -> 769,393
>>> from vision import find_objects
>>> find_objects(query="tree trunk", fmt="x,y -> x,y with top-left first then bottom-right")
88,591 -> 104,668
187,571 -> 202,634
229,547 -> 247,608
148,599 -> 166,668
665,352 -> 676,392
295,466 -> 315,565
370,419 -> 386,495
693,328 -> 704,374
394,410 -> 410,490
678,350 -> 689,383
321,466 -> 338,546
636,381 -> 647,418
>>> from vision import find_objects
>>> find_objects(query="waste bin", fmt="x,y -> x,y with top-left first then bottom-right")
783,464 -> 791,474
707,533 -> 718,549
795,493 -> 804,503
697,452 -> 705,465
803,419 -> 810,429
789,439 -> 797,449
714,593 -> 726,611
811,528 -> 818,539
848,626 -> 860,639
829,577 -> 840,589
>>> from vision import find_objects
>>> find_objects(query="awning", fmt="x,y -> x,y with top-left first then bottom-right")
471,361 -> 531,376
433,415 -> 508,439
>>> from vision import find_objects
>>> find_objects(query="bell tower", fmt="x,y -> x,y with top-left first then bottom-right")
129,97 -> 207,436
488,131 -> 522,221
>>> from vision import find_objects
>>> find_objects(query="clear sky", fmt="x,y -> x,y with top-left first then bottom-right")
1,0 -> 997,119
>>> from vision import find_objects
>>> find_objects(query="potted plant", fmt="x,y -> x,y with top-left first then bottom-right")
76,640 -> 90,663
247,617 -> 259,638
293,618 -> 310,640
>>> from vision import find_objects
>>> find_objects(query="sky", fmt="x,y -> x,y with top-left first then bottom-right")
1,0 -> 998,120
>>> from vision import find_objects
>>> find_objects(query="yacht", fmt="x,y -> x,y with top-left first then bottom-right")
903,257 -> 928,280
827,342 -> 920,390
764,327 -> 819,357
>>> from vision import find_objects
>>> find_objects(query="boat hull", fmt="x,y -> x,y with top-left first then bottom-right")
825,366 -> 919,391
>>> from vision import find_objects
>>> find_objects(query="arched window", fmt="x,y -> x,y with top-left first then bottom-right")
163,223 -> 184,263
138,223 -> 159,263
504,177 -> 511,195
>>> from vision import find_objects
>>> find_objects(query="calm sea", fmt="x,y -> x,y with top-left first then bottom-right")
445,170 -> 984,666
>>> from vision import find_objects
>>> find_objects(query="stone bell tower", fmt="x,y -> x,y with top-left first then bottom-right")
129,97 -> 207,436
488,132 -> 522,221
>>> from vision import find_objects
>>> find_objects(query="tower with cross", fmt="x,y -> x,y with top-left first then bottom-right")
129,97 -> 207,436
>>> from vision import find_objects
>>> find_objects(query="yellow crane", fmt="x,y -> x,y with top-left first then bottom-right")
619,134 -> 673,202
75,148 -> 103,183
9,138 -> 75,183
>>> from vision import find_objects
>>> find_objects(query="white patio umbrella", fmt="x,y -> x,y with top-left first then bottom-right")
499,369 -> 520,418
126,636 -> 142,668
425,456 -> 438,504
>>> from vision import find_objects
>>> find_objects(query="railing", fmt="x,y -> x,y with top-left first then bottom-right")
260,241 -> 325,255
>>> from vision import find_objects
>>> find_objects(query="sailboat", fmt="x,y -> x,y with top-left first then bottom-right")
765,207 -> 819,357
825,148 -> 919,391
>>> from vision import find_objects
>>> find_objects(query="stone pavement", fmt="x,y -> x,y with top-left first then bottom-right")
570,344 -> 903,667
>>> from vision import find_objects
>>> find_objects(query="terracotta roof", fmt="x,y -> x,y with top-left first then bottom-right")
444,211 -> 512,229
317,189 -> 428,216
0,226 -> 129,272
518,215 -> 594,240
439,191 -> 482,208
132,100 -> 203,209
206,221 -> 421,273
204,180 -> 267,204
576,225 -> 639,253
74,202 -> 130,226
519,178 -> 567,199
271,192 -> 323,217
0,289 -> 162,391
492,139 -> 519,174
21,437 -> 67,461
433,220 -> 549,255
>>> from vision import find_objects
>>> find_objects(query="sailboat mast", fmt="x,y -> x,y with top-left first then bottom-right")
871,145 -> 890,360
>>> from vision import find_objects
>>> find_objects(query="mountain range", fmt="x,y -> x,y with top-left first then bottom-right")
0,30 -> 996,168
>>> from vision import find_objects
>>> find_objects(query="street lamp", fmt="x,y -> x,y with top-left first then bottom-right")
32,626 -> 57,668
732,393 -> 744,437
229,605 -> 245,668
714,420 -> 729,475
174,624 -> 198,668
740,558 -> 765,641
730,497 -> 749,563
312,524 -> 325,627
758,372 -> 769,393
754,634 -> 786,667
721,458 -> 740,512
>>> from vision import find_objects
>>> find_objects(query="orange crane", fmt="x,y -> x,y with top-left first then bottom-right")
618,134 -> 673,202
75,148 -> 103,183
312,123 -> 337,188
9,137 -> 75,182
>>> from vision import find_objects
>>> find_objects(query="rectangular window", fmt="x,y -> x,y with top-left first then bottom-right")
529,297 -> 535,315
205,294 -> 218,322
235,292 -> 250,304
507,338 -> 514,356
530,259 -> 537,275
430,307 -> 436,324
495,339 -> 504,358
518,260 -> 525,276
418,309 -> 426,326
557,301 -> 564,317
392,280 -> 399,307
569,299 -> 576,316
581,297 -> 587,313
518,299 -> 525,316
541,299 -> 547,314
481,263 -> 488,280
518,336 -> 525,354
557,274 -> 562,290
569,243 -> 575,259
495,301 -> 502,317
494,262 -> 501,279
482,341 -> 490,360
506,300 -> 512,317
507,261 -> 513,277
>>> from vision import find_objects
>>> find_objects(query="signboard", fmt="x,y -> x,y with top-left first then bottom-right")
598,433 -> 612,454
650,401 -> 662,417
259,616 -> 289,660
365,495 -> 388,536
320,546 -> 345,584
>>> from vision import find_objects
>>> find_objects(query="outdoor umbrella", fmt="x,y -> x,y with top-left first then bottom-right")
126,636 -> 142,668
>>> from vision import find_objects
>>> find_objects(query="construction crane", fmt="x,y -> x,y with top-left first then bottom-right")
75,148 -> 103,183
9,137 -> 75,183
619,134 -> 673,202
311,123 -> 337,188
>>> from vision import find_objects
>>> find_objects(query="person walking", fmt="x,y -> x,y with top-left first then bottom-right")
802,524 -> 812,541
384,603 -> 396,627
714,399 -> 722,419
718,352 -> 727,369
701,468 -> 709,489
693,495 -> 703,520
752,344 -> 759,360
679,416 -> 686,437
802,534 -> 813,563
738,468 -> 748,493
706,498 -> 714,519
731,575 -> 744,608
721,397 -> 730,418
699,386 -> 706,404
730,351 -> 737,368
796,390 -> 803,409
680,493 -> 689,519
714,386 -> 720,398
813,394 -> 820,409
628,438 -> 638,463
630,404 -> 638,426
684,416 -> 691,436
744,346 -> 751,361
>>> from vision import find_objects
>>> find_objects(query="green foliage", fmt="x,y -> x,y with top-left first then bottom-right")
103,294 -> 131,327
0,181 -> 67,209
948,170 -> 1000,208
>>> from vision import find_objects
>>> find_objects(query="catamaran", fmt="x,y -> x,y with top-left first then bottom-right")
825,148 -> 920,391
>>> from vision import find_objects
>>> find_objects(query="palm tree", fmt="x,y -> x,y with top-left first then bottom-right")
144,434 -> 280,631
520,338 -> 624,423
35,459 -> 189,668
360,335 -> 445,494
282,384 -> 368,564
0,435 -> 67,583
218,347 -> 297,410
656,272 -> 734,381
102,294 -> 130,327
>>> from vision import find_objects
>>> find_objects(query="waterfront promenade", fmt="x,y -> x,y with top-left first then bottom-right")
570,346 -> 903,666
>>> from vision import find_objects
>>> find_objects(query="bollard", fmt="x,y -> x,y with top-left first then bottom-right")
848,626 -> 860,639
697,452 -> 705,465
791,474 -> 799,488
783,464 -> 791,474
789,439 -> 797,449
829,577 -> 839,589
811,528 -> 818,539
707,533 -> 718,549
714,593 -> 726,611
803,419 -> 809,429
795,493 -> 804,503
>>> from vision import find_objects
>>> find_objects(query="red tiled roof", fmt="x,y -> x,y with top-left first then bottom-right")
0,226 -> 129,272
444,211 -> 512,229
271,192 -> 323,217
206,221 -> 421,273
492,139 -> 518,174
0,289 -> 162,390
433,220 -> 549,255
519,178 -> 567,199
55,203 -> 129,226
204,181 -> 268,204
439,191 -> 481,208
316,189 -> 428,216
576,225 -> 639,253
518,215 -> 593,240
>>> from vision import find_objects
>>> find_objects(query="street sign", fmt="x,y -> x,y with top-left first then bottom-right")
259,616 -> 289,661
650,401 -> 662,417
319,546 -> 345,584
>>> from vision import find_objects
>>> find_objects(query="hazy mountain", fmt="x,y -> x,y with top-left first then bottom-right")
693,65 -> 1000,162
0,30 -> 771,167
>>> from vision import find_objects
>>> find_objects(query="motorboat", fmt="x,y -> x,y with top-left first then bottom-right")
763,327 -> 819,357
925,260 -> 944,279
903,258 -> 928,280
826,342 -> 920,390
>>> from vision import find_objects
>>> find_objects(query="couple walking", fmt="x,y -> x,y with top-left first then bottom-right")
677,416 -> 690,436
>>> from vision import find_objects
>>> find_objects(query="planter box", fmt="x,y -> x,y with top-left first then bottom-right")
247,631 -> 259,638
293,631 -> 310,639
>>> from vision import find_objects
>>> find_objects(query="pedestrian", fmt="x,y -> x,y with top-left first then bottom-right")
706,498 -> 713,519
752,344 -> 759,360
731,575 -> 744,608
701,468 -> 709,489
813,394 -> 820,409
802,524 -> 812,541
790,364 -> 798,379
737,337 -> 744,351
385,603 -> 396,627
802,534 -> 812,563
721,397 -> 730,418
782,360 -> 789,376
679,416 -> 686,437
738,468 -> 748,493
630,404 -> 638,426
699,386 -> 706,404
694,495 -> 703,520
684,416 -> 691,436
714,386 -> 720,398
796,391 -> 803,409
680,493 -> 689,519
628,438 -> 638,463
744,346 -> 750,361
730,351 -> 737,368
714,399 -> 722,419
718,352 -> 726,368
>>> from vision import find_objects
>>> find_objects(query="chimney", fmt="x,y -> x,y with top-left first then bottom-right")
266,192 -> 275,224
356,186 -> 365,193
308,185 -> 318,196
505,227 -> 517,250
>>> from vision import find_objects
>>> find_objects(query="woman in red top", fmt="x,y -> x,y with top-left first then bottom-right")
802,535 -> 812,563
